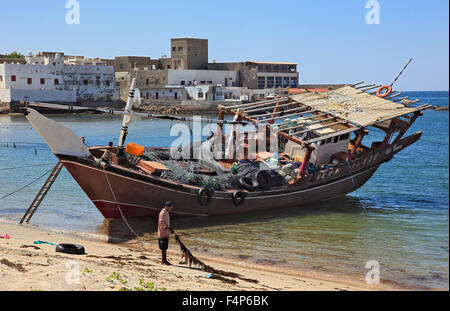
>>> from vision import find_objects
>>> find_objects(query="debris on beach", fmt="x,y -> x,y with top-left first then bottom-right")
0,258 -> 27,273
175,234 -> 258,284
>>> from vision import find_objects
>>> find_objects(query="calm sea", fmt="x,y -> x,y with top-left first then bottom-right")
0,91 -> 448,290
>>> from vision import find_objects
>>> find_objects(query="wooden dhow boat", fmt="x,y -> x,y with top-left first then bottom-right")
24,80 -> 431,218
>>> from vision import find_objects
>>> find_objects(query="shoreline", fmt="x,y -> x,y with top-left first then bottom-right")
0,219 -> 433,291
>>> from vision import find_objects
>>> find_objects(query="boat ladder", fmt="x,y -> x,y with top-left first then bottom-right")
19,161 -> 64,224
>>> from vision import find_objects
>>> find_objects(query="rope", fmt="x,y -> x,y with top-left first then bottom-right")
390,58 -> 413,87
346,160 -> 368,215
102,167 -> 146,248
0,167 -> 54,201
0,141 -> 47,146
0,162 -> 56,170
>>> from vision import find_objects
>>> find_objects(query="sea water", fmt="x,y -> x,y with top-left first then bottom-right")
0,91 -> 448,289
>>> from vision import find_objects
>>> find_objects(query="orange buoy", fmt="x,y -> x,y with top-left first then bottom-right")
376,85 -> 393,98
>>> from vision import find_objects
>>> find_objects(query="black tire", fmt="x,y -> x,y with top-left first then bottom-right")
197,187 -> 213,206
256,170 -> 271,190
232,191 -> 246,206
55,243 -> 85,255
238,176 -> 258,191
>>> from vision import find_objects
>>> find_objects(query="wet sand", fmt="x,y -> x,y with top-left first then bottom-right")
0,219 -> 412,291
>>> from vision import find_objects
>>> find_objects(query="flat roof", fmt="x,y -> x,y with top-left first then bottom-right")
249,61 -> 297,65
171,37 -> 208,41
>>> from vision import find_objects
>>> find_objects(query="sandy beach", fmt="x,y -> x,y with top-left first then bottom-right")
0,219 -> 409,292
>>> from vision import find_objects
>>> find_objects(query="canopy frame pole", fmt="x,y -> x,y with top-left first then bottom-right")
346,130 -> 367,161
227,108 -> 307,147
392,111 -> 422,144
297,147 -> 313,177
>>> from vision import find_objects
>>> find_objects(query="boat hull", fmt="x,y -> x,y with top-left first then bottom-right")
61,159 -> 380,218
58,131 -> 422,219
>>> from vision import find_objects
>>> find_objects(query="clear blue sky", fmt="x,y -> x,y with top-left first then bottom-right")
1,0 -> 448,91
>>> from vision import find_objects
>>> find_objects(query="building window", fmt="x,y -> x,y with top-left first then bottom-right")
258,77 -> 265,89
178,47 -> 183,51
172,47 -> 176,52
106,80 -> 110,87
267,77 -> 274,88
54,79 -> 59,85
11,75 -> 16,82
290,77 -> 298,88
283,77 -> 289,88
275,77 -> 282,88
180,80 -> 185,85
146,79 -> 149,86
27,78 -> 32,85
83,79 -> 88,85
40,78 -> 45,85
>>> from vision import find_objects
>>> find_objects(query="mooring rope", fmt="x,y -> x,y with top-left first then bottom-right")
102,167 -> 145,248
0,162 -> 56,171
0,167 -> 54,201
346,160 -> 368,215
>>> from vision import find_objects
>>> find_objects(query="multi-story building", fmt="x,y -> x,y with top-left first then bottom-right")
115,37 -> 300,106
208,61 -> 299,89
170,37 -> 208,70
0,52 -> 118,104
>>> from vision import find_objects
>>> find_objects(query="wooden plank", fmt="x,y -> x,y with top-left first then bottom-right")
224,97 -> 288,110
228,108 -> 307,147
277,112 -> 326,126
386,92 -> 403,100
20,161 -> 64,224
280,116 -> 337,132
251,106 -> 310,119
244,101 -> 298,114
255,109 -> 318,123
290,121 -> 347,136
350,81 -> 365,87
354,84 -> 376,89
302,126 -> 361,145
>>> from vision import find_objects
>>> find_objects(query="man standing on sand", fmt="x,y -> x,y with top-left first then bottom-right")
158,201 -> 175,265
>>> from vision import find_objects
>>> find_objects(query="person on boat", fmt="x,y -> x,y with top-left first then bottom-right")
158,201 -> 175,265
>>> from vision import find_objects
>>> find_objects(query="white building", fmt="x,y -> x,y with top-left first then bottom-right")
166,69 -> 237,87
0,53 -> 118,104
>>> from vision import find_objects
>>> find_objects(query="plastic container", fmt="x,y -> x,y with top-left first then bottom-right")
126,143 -> 144,157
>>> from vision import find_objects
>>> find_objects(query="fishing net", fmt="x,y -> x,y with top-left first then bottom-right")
175,234 -> 258,285
142,147 -> 238,191
140,141 -> 287,190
